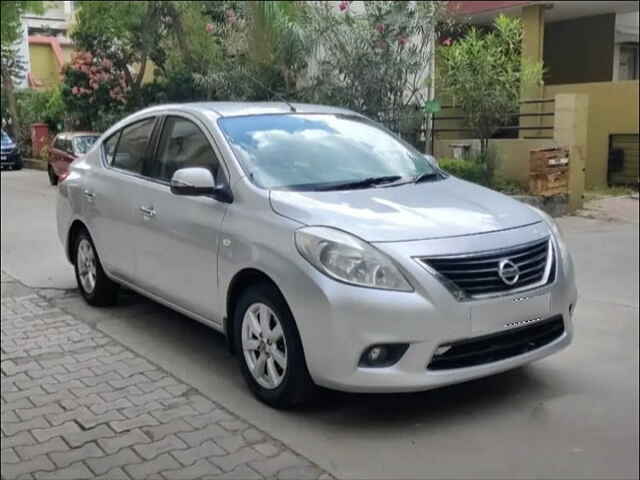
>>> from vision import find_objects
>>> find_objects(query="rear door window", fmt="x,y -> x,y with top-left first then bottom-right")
111,118 -> 155,174
103,132 -> 120,165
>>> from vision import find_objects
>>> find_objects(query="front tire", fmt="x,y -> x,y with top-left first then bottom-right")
48,165 -> 58,185
233,283 -> 314,408
73,230 -> 119,306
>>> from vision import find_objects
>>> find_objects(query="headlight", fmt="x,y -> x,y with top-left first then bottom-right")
529,206 -> 571,270
295,227 -> 413,292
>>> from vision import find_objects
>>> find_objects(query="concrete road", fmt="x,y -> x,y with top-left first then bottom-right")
2,169 -> 639,479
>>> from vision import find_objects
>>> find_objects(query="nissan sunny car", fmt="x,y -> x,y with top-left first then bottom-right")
57,102 -> 577,408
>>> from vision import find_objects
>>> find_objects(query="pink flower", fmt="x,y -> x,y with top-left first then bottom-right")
338,0 -> 349,12
71,86 -> 79,95
398,36 -> 408,46
375,23 -> 385,34
206,23 -> 215,33
442,37 -> 452,46
101,58 -> 112,69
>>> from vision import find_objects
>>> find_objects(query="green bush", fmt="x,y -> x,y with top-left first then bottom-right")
438,157 -> 525,194
438,157 -> 488,185
12,87 -> 66,155
15,88 -> 65,131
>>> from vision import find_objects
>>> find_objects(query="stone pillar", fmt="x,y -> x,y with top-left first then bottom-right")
520,5 -> 546,138
554,94 -> 588,212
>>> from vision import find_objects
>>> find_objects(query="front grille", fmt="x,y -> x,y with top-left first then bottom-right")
427,316 -> 565,370
420,238 -> 554,299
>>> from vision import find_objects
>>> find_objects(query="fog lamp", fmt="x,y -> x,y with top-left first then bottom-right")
359,343 -> 409,368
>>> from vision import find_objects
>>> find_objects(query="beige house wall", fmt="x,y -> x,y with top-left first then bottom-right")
544,80 -> 639,188
433,138 -> 557,187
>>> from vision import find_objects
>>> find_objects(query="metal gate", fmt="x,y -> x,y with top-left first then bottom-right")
609,134 -> 639,185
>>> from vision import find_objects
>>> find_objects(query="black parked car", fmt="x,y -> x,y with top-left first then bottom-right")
1,129 -> 23,170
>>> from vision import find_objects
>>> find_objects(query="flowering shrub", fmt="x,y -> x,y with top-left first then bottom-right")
61,51 -> 131,130
303,1 -> 444,146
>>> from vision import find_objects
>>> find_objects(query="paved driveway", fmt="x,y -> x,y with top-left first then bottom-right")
2,169 -> 639,479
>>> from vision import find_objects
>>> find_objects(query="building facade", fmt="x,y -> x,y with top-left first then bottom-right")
440,1 -> 639,188
17,1 -> 76,90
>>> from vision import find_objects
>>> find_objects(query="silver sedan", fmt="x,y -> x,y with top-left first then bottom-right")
57,102 -> 577,408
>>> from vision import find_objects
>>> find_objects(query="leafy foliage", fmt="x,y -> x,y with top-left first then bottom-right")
438,157 -> 487,185
61,51 -> 130,130
439,155 -> 524,194
71,0 -> 162,95
438,14 -> 543,155
1,1 -> 44,136
195,1 -> 309,101
9,87 -> 65,154
1,1 -> 44,46
63,0 -> 444,149
303,1 -> 443,143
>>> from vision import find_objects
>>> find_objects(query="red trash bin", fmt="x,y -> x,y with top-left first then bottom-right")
31,123 -> 50,158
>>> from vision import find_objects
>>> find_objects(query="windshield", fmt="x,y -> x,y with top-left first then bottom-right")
73,135 -> 99,154
218,114 -> 438,190
1,130 -> 13,145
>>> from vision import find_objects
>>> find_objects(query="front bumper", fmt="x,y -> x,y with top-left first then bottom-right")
283,222 -> 577,393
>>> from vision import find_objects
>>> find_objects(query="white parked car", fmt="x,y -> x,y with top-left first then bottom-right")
57,102 -> 577,408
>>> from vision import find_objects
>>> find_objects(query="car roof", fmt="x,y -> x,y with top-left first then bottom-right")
132,101 -> 358,119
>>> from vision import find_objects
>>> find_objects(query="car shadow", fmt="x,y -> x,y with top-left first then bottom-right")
105,289 -> 572,429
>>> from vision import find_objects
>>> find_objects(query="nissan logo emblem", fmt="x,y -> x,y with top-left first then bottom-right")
498,259 -> 520,286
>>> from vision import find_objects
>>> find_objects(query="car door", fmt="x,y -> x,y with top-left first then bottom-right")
85,117 -> 158,282
133,114 -> 229,323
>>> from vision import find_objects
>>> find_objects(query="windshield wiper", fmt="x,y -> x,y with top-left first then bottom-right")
414,171 -> 444,184
311,175 -> 403,191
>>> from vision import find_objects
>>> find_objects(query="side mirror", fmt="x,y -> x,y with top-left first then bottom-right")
170,167 -> 233,203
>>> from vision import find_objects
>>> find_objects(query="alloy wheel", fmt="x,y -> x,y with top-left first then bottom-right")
241,302 -> 288,389
77,238 -> 97,294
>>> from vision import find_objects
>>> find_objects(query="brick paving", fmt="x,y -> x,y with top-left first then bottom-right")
1,282 -> 330,480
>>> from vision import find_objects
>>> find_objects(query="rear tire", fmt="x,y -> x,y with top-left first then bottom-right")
73,229 -> 119,306
233,282 -> 314,409
48,165 -> 58,185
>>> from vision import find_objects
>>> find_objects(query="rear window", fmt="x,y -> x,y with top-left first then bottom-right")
109,118 -> 155,174
73,135 -> 99,155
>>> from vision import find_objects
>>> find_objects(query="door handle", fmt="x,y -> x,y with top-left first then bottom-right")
139,206 -> 156,218
83,190 -> 95,201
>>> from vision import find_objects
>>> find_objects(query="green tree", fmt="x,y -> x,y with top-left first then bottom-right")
304,0 -> 443,144
1,1 -> 43,136
438,14 -> 544,158
246,1 -> 311,95
195,1 -> 310,101
71,1 -> 224,108
72,1 -> 165,97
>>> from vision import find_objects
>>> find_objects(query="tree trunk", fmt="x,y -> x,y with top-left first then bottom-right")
480,137 -> 495,184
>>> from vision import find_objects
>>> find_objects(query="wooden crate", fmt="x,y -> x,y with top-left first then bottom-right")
529,167 -> 569,196
530,148 -> 569,174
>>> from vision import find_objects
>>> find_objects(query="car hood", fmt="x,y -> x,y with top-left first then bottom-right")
270,177 -> 541,242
